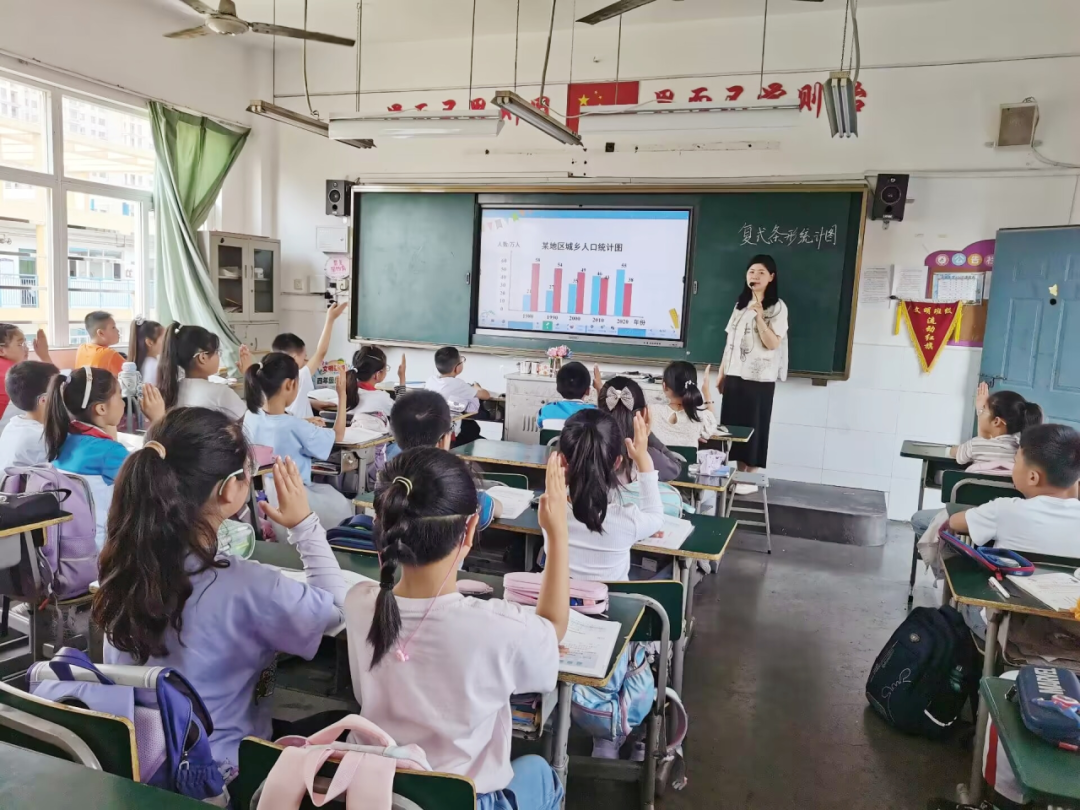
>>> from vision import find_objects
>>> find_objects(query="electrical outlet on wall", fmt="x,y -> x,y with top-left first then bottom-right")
292,278 -> 305,292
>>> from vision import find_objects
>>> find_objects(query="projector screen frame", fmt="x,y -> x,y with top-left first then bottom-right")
472,203 -> 695,348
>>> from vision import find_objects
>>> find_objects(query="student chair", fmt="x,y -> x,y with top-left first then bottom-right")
0,703 -> 101,769
725,470 -> 772,554
0,680 -> 137,779
234,737 -> 478,810
538,428 -> 561,447
481,472 -> 530,490
940,470 -> 1021,507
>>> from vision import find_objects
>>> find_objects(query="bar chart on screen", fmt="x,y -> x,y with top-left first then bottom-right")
477,208 -> 691,342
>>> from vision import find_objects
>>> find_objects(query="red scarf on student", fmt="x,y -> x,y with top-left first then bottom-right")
69,420 -> 115,441
358,381 -> 377,391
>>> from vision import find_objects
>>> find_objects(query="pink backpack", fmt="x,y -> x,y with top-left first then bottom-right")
252,715 -> 431,810
503,572 -> 609,615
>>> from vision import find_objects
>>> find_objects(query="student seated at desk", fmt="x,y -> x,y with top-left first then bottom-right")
126,318 -> 165,387
537,361 -> 595,430
0,323 -> 52,432
73,310 -> 125,376
388,389 -> 499,527
94,409 -> 348,782
272,301 -> 349,420
0,360 -> 59,470
426,346 -> 489,445
346,345 -> 407,423
598,375 -> 683,487
159,324 -> 251,420
45,367 -> 165,549
910,385 -> 1043,541
649,361 -> 717,449
555,409 -> 665,581
244,353 -> 353,538
345,448 -> 569,810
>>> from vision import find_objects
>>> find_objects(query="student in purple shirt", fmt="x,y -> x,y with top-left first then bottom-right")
93,407 -> 348,782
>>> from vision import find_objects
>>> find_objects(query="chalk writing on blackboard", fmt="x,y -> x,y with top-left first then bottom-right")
740,223 -> 838,250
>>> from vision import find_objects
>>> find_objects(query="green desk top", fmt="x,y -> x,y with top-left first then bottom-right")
706,425 -> 755,443
943,552 -> 1080,621
354,493 -> 736,561
980,677 -> 1080,805
0,741 -> 205,808
670,463 -> 730,493
248,542 -> 643,688
453,439 -> 552,469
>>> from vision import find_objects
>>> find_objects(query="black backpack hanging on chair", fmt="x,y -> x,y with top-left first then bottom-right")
865,605 -> 979,738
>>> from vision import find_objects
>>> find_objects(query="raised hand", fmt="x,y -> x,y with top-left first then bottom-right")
327,300 -> 349,321
537,452 -> 568,537
625,411 -> 652,469
32,329 -> 51,363
141,384 -> 166,424
397,353 -> 407,385
238,344 -> 253,374
259,457 -> 313,530
975,381 -> 990,412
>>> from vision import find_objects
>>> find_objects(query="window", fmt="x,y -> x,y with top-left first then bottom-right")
0,70 -> 155,346
63,97 -> 155,191
0,77 -> 48,173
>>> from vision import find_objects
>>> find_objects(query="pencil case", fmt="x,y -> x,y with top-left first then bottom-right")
938,528 -> 1035,579
503,572 -> 608,614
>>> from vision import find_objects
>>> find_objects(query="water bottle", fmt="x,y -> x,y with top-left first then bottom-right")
218,519 -> 256,559
118,361 -> 142,400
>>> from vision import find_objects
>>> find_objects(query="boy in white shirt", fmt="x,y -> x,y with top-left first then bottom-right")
0,360 -> 60,470
425,346 -> 490,445
273,301 -> 348,421
949,423 -> 1080,558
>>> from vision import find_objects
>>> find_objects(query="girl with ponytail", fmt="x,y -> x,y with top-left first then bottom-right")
557,408 -> 665,580
158,322 -> 250,419
44,366 -> 165,548
127,317 -> 164,386
345,447 -> 569,810
650,360 -> 718,449
243,352 -> 353,538
950,382 -> 1044,473
94,408 -> 348,778
349,345 -> 407,416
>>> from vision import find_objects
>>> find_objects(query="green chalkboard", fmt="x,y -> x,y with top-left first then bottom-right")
352,187 -> 866,378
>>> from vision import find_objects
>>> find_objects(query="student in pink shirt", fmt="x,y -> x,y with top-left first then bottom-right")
346,448 -> 570,810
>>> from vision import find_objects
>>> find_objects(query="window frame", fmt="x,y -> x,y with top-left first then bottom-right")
0,69 -> 155,347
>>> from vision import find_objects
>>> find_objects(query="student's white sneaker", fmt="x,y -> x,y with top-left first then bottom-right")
734,482 -> 759,496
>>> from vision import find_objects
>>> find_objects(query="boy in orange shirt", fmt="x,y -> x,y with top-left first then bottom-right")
74,311 -> 124,375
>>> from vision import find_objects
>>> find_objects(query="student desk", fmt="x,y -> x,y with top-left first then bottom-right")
247,541 -> 644,796
335,432 -> 393,494
702,424 -> 755,458
0,740 -> 207,808
899,440 -> 963,511
980,677 -> 1080,809
943,552 -> 1080,805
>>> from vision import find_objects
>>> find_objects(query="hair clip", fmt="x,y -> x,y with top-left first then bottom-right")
683,379 -> 694,392
605,387 -> 634,411
144,441 -> 166,459
392,476 -> 413,496
81,366 -> 93,410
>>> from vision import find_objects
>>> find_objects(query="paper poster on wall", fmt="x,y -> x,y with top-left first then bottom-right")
924,239 -> 995,347
858,265 -> 892,308
892,266 -> 928,300
931,272 -> 984,303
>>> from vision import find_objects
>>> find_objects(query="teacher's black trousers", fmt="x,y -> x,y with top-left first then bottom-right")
720,376 -> 775,468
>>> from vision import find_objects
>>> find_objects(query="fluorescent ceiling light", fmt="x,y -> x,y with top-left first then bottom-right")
492,90 -> 582,147
328,110 -> 504,141
577,0 -> 657,25
822,71 -> 858,138
577,103 -> 801,134
246,100 -> 375,149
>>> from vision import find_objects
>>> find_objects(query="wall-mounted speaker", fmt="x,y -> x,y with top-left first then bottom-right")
870,174 -> 909,222
326,179 -> 354,217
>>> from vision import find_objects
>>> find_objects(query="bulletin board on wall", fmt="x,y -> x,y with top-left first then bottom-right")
924,239 -> 995,347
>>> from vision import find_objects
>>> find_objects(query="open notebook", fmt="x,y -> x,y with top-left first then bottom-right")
340,425 -> 388,446
275,567 -> 374,636
524,606 -> 623,680
486,486 -> 535,520
639,515 -> 694,551
1007,572 -> 1080,612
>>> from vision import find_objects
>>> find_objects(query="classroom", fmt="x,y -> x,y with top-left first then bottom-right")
0,0 -> 1078,808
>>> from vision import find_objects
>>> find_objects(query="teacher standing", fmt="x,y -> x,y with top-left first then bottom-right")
717,254 -> 788,495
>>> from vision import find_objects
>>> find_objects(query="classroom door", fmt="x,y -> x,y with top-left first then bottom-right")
979,226 -> 1080,429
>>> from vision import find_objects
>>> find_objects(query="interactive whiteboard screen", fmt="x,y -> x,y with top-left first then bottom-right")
475,208 -> 691,345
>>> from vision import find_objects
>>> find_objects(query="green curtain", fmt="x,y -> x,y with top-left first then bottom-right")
149,101 -> 250,368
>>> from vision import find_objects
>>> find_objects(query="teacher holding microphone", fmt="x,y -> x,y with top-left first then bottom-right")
717,254 -> 789,495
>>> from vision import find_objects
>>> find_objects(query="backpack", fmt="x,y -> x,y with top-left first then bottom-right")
571,643 -> 656,741
865,605 -> 979,738
0,465 -> 98,601
327,514 -> 377,552
28,647 -> 226,804
250,714 -> 431,810
1014,665 -> 1080,752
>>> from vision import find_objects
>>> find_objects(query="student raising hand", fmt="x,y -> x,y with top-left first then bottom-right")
625,410 -> 655,473
141,383 -> 166,424
975,381 -> 990,412
238,344 -> 252,375
333,370 -> 348,442
259,457 -> 313,529
536,452 -> 570,640
32,329 -> 52,365
397,353 -> 407,386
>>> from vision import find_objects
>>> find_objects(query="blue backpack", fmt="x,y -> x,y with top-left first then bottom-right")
327,514 -> 377,552
1014,666 -> 1080,752
571,643 -> 656,742
29,647 -> 225,802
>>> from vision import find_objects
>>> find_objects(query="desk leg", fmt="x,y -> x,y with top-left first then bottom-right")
907,460 -> 930,607
961,609 -> 1001,807
672,559 -> 692,695
719,486 -> 727,520
247,477 -> 262,536
552,680 -> 572,808
22,529 -> 46,662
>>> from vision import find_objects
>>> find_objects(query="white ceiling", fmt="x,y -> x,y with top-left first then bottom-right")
156,0 -> 947,43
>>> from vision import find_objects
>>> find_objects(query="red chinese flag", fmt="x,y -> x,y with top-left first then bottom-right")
896,302 -> 964,373
565,81 -> 640,133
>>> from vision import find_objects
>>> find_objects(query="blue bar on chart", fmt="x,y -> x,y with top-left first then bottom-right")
545,289 -> 554,312
615,269 -> 625,316
522,294 -> 530,311
508,321 -> 535,330
617,328 -> 647,337
591,275 -> 602,315
568,283 -> 577,312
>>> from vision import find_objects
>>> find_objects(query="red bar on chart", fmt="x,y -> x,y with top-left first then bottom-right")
576,272 -> 585,314
531,263 -> 541,312
623,283 -> 633,317
599,276 -> 610,315
553,267 -> 562,312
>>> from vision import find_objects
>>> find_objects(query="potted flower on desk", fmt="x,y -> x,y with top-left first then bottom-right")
546,345 -> 571,374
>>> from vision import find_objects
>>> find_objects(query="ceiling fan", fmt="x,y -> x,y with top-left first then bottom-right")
577,0 -> 822,26
164,0 -> 355,47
